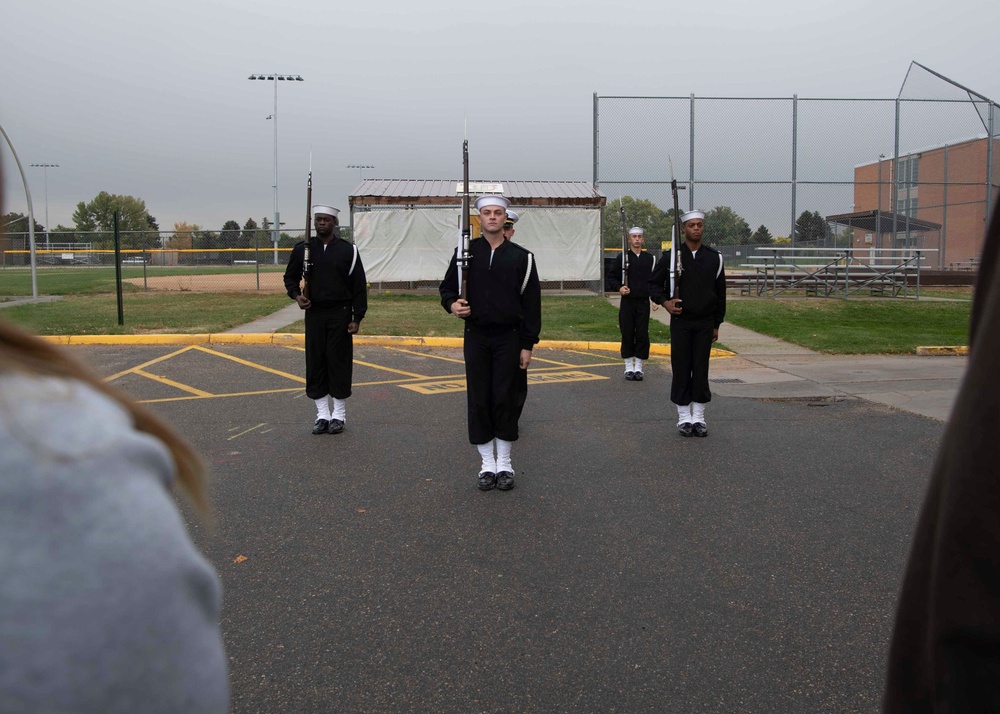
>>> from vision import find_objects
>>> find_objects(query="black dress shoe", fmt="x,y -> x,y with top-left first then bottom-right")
496,471 -> 515,491
328,418 -> 345,434
633,371 -> 644,381
478,471 -> 497,491
624,371 -> 635,381
678,422 -> 694,437
692,422 -> 708,437
312,419 -> 330,435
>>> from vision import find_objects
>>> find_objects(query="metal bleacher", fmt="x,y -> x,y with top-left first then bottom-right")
736,247 -> 935,299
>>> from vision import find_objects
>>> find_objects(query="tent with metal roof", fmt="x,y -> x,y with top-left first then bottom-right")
349,179 -> 606,286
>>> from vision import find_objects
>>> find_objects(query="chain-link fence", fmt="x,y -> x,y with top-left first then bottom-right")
0,227 -> 367,295
595,63 -> 999,273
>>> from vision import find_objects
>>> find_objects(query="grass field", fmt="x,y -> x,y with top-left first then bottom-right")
282,295 -> 673,343
725,297 -> 970,353
0,285 -> 972,353
0,292 -> 290,335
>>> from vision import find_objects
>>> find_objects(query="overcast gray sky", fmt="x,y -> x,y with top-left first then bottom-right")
3,0 -> 998,234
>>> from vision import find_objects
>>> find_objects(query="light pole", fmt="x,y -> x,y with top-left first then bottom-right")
347,164 -> 375,182
248,73 -> 304,264
30,163 -> 59,251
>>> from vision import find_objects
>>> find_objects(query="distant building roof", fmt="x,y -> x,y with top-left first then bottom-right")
349,179 -> 606,207
826,209 -> 941,234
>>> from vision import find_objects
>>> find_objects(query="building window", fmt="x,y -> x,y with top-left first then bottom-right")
896,196 -> 919,217
898,155 -> 919,187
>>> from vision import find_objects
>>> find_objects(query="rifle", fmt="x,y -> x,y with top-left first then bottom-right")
619,201 -> 630,290
669,156 -> 684,301
302,155 -> 313,300
458,138 -> 471,300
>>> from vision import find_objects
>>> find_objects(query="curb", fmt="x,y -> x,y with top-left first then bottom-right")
915,346 -> 968,356
39,333 -> 735,358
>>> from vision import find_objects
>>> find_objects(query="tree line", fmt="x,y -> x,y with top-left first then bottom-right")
1,191 -> 306,253
603,197 -> 841,250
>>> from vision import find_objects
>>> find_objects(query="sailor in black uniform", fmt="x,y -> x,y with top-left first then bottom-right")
607,226 -> 658,380
440,195 -> 541,492
283,204 -> 367,435
649,210 -> 726,437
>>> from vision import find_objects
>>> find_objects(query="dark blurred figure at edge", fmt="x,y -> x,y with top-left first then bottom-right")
883,198 -> 1000,712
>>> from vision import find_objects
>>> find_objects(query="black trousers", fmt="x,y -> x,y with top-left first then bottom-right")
618,297 -> 651,359
670,318 -> 714,405
304,305 -> 353,400
464,324 -> 523,445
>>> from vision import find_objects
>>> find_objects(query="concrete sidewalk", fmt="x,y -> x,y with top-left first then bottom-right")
609,293 -> 967,422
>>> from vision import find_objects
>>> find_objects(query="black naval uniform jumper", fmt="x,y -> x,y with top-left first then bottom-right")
283,235 -> 367,400
648,243 -> 726,405
607,249 -> 656,360
440,237 -> 541,445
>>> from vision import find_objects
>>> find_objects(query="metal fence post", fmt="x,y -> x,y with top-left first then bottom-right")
689,93 -> 696,210
790,94 -> 798,247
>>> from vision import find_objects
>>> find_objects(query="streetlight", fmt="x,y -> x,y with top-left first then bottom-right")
347,164 -> 375,182
30,163 -> 59,251
248,73 -> 304,264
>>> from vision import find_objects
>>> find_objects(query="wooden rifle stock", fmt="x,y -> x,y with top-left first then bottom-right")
670,176 -> 683,301
459,139 -> 471,300
619,203 -> 630,289
303,167 -> 312,300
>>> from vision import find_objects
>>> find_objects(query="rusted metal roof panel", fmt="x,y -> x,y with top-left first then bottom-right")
350,179 -> 606,207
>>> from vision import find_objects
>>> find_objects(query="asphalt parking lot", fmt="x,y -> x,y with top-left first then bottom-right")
75,342 -> 945,713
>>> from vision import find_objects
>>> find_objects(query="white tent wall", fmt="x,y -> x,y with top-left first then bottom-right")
352,207 -> 601,283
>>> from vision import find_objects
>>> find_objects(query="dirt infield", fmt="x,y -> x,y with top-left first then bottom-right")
124,272 -> 287,293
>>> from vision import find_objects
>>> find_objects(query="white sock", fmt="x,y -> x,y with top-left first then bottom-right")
624,358 -> 632,373
496,438 -> 513,473
677,403 -> 692,426
477,441 -> 496,474
635,357 -> 643,373
332,398 -> 347,422
314,397 -> 331,421
692,402 -> 707,426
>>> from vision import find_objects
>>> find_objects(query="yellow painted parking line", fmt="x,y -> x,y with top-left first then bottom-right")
227,423 -> 268,441
191,345 -> 305,383
105,345 -> 197,381
401,379 -> 468,395
278,343 -> 429,377
384,346 -> 466,365
353,359 -> 429,379
139,387 -> 303,404
529,370 -> 609,385
529,355 -> 578,367
133,369 -> 214,397
399,369 -> 609,395
354,376 -> 441,387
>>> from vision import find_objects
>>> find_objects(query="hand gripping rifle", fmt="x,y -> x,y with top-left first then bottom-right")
457,138 -> 472,300
669,156 -> 683,301
302,156 -> 313,300
619,200 -> 630,290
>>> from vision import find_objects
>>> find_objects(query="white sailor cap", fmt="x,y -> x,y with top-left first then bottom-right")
680,210 -> 705,224
628,226 -> 644,235
504,210 -> 519,225
313,205 -> 340,218
475,195 -> 510,211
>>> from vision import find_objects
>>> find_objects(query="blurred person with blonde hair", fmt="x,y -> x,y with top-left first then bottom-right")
0,164 -> 228,713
